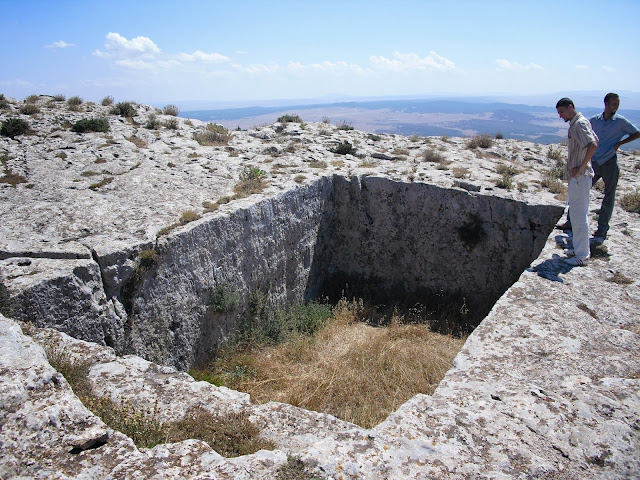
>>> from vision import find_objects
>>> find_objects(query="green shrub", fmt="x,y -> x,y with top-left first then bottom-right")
466,135 -> 493,149
111,101 -> 136,118
495,174 -> 513,190
336,121 -> 354,131
540,171 -> 566,195
277,114 -> 303,123
1,118 -> 30,138
71,117 -> 110,133
329,140 -> 357,155
495,132 -> 504,139
25,94 -> 40,103
101,95 -> 114,106
67,95 -> 83,107
367,133 -> 381,141
162,104 -> 179,116
232,166 -> 266,198
52,94 -> 66,102
145,114 -> 160,130
547,145 -> 563,160
495,163 -> 520,177
194,124 -> 231,145
19,104 -> 40,115
210,283 -> 239,314
164,117 -> 179,130
0,95 -> 9,109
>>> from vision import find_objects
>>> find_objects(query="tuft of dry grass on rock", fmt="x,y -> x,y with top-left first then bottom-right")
197,299 -> 465,429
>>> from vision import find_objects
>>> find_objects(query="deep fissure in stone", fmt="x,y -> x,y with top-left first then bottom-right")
116,175 -> 562,370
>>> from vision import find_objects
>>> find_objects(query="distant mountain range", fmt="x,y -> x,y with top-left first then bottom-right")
180,98 -> 640,151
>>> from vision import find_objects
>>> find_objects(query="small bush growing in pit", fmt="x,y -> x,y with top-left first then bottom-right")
71,117 -> 110,133
329,140 -> 357,155
162,104 -> 179,116
466,134 -> 493,149
277,114 -> 302,123
210,283 -> 239,314
1,118 -> 30,138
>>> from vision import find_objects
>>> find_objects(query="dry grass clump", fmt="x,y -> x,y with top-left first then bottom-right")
45,342 -> 274,454
194,123 -> 232,146
620,188 -> 640,213
20,103 -> 40,115
195,299 -> 465,429
234,166 -> 267,197
126,135 -> 147,148
422,149 -> 446,163
466,134 -> 493,149
162,104 -> 179,116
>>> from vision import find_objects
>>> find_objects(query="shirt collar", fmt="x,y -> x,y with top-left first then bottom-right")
570,112 -> 583,126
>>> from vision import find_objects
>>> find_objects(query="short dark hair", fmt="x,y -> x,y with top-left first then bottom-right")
604,92 -> 619,104
556,98 -> 574,109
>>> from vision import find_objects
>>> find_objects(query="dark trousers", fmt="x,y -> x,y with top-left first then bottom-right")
566,154 -> 619,235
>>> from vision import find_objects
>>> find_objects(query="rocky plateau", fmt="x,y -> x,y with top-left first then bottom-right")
0,95 -> 639,479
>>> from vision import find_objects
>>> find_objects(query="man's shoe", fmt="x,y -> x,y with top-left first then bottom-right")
563,257 -> 589,267
592,228 -> 607,243
556,221 -> 572,231
564,249 -> 575,257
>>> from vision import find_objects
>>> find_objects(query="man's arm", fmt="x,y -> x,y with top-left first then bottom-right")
573,142 -> 597,178
615,131 -> 640,150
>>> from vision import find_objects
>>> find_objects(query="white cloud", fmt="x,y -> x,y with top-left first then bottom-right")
495,59 -> 543,71
45,40 -> 75,49
370,51 -> 458,72
232,63 -> 280,74
574,65 -> 589,70
602,65 -> 616,72
178,50 -> 230,63
93,32 -> 160,58
287,60 -> 368,76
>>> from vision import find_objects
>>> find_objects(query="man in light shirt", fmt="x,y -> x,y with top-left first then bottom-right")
556,93 -> 639,241
556,98 -> 598,267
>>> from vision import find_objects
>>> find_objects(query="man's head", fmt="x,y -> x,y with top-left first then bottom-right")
556,98 -> 576,123
604,92 -> 620,117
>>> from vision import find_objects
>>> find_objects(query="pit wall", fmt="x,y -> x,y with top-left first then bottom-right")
6,175 -> 563,370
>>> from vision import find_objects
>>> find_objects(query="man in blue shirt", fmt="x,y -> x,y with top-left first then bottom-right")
557,93 -> 640,241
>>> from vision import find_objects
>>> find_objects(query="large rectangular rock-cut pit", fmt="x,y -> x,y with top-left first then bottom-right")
8,175 -> 562,370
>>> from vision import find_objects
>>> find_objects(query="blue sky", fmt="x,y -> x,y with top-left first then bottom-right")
1,0 -> 639,108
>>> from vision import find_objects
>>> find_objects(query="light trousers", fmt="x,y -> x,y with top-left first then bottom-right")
568,174 -> 591,260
